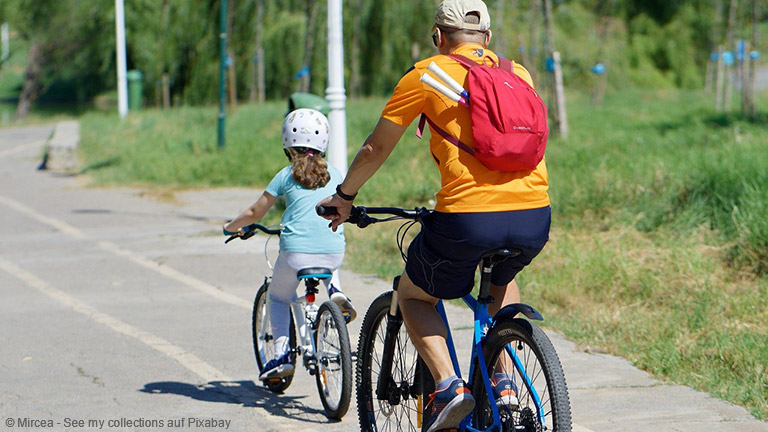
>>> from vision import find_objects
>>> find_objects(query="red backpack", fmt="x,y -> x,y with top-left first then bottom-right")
418,54 -> 549,172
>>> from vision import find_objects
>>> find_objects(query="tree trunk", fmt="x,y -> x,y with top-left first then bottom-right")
162,73 -> 171,108
226,0 -> 237,111
723,0 -> 739,111
744,0 -> 759,118
299,1 -> 320,93
542,0 -> 567,138
15,42 -> 44,122
250,0 -> 265,102
349,0 -> 364,97
526,0 -> 539,83
228,49 -> 237,112
715,45 -> 725,111
493,0 -> 505,54
708,0 -> 723,92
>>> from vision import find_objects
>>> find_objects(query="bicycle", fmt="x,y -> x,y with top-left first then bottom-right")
225,223 -> 353,420
319,205 -> 571,432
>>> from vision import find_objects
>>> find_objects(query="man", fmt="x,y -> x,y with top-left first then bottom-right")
320,1 -> 550,430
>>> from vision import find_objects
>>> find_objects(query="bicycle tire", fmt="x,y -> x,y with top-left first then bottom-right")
314,301 -> 353,419
356,291 -> 428,432
252,279 -> 296,393
471,318 -> 572,432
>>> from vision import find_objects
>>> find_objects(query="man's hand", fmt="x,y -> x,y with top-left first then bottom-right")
317,194 -> 353,232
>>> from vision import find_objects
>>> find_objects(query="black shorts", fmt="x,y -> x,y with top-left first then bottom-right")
404,207 -> 550,299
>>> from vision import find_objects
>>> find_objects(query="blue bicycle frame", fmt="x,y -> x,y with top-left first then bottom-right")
434,272 -> 546,431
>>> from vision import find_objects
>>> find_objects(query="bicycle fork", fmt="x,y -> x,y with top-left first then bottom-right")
376,276 -> 405,403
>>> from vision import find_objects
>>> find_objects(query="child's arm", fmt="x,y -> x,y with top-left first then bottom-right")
223,192 -> 278,234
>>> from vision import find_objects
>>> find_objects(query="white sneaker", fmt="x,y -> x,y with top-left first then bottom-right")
328,286 -> 357,322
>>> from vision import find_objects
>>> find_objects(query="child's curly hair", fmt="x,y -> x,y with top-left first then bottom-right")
286,147 -> 330,189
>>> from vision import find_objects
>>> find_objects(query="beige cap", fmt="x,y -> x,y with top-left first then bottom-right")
435,0 -> 491,31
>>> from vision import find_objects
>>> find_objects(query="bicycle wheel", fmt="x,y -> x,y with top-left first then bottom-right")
471,318 -> 571,432
252,279 -> 296,393
357,291 -> 428,432
314,301 -> 353,419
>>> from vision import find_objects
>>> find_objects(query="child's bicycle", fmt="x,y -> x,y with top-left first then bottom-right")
225,224 -> 353,419
319,205 -> 572,432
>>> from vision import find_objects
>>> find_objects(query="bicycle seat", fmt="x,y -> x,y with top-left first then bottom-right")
297,267 -> 333,280
481,248 -> 522,265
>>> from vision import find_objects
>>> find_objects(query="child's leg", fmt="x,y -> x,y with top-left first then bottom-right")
326,269 -> 343,296
268,252 -> 301,358
315,254 -> 357,321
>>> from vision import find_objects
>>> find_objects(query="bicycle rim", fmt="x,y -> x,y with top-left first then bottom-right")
357,292 -> 425,432
472,318 -> 572,432
315,301 -> 352,419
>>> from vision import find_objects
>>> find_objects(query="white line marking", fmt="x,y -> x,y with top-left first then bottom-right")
0,140 -> 45,158
0,193 -> 588,432
0,194 -> 251,310
0,194 -> 87,239
0,257 -> 231,382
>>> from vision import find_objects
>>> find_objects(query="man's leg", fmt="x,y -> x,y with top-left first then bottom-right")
489,279 -> 520,316
487,279 -> 521,408
396,271 -> 455,383
397,271 -> 475,432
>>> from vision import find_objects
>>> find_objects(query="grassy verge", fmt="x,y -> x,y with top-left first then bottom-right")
79,89 -> 768,419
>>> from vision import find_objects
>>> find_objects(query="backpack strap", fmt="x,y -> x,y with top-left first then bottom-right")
448,54 -> 478,69
450,53 -> 511,71
416,114 -> 475,155
498,56 -> 514,73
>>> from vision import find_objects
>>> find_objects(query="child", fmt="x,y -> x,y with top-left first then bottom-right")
223,108 -> 355,380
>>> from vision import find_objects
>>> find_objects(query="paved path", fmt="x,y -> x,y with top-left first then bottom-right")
1,124 -> 766,432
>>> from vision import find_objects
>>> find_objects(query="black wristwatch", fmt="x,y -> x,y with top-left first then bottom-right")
335,184 -> 357,201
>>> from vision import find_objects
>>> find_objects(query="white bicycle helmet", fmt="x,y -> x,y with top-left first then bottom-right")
282,108 -> 330,153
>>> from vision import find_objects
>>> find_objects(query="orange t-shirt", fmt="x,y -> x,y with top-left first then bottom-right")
380,44 -> 550,213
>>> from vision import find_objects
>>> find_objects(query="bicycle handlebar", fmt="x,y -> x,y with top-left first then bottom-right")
224,223 -> 281,243
316,205 -> 430,228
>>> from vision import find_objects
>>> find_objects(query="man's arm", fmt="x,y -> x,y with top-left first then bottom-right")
319,117 -> 408,230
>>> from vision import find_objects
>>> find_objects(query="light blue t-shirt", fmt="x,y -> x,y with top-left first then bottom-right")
265,165 -> 345,254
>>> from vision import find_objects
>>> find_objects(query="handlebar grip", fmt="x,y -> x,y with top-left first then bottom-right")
316,205 -> 339,216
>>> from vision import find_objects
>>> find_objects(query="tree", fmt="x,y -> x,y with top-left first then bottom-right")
4,0 -> 112,120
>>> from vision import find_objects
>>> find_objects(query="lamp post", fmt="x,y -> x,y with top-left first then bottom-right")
115,0 -> 128,119
326,0 -> 348,175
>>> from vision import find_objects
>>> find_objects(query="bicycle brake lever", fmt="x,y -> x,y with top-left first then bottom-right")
224,235 -> 238,244
353,207 -> 376,228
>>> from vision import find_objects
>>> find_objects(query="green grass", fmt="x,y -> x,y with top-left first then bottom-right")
78,89 -> 768,419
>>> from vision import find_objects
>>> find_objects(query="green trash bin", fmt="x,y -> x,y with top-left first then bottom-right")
126,69 -> 144,111
288,92 -> 330,115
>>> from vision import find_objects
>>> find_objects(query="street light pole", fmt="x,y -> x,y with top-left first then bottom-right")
115,0 -> 128,119
326,0 -> 348,175
217,0 -> 228,149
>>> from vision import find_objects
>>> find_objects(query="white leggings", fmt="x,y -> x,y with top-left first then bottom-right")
269,251 -> 344,357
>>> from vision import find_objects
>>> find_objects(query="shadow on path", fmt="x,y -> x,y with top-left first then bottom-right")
140,380 -> 336,424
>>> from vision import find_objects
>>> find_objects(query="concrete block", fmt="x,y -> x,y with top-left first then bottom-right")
45,120 -> 80,174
